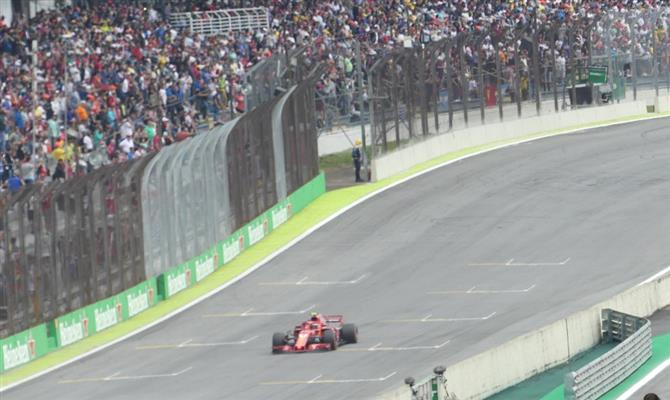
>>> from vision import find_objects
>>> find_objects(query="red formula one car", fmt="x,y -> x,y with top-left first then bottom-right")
272,312 -> 358,353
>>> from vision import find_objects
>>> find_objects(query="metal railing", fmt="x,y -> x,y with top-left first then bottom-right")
564,309 -> 652,400
169,7 -> 269,36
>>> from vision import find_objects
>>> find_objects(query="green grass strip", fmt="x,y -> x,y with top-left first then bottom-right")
540,332 -> 670,400
1,111 -> 668,389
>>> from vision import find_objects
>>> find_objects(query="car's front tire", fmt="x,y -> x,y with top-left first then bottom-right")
272,332 -> 285,354
323,329 -> 338,350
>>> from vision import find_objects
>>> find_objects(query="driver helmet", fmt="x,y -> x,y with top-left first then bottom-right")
310,311 -> 319,321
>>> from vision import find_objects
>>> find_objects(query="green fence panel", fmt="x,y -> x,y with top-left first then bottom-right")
158,262 -> 193,299
0,324 -> 49,373
123,278 -> 158,319
191,246 -> 219,283
288,172 -> 325,214
51,309 -> 89,348
85,295 -> 124,335
268,198 -> 291,231
222,230 -> 245,265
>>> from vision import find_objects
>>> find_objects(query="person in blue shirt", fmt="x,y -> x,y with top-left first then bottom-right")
7,174 -> 22,193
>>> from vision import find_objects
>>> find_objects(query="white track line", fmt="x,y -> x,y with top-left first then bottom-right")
385,312 -> 496,323
469,258 -> 570,267
615,358 -> 670,400
259,274 -> 369,286
636,265 -> 670,287
136,335 -> 258,350
261,371 -> 397,385
428,284 -> 536,295
59,366 -> 193,384
203,304 -> 316,318
3,115 -> 666,393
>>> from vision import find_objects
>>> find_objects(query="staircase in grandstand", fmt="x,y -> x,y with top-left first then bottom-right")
169,7 -> 269,36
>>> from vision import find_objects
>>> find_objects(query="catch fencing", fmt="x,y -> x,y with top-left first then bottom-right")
0,72 -> 322,337
363,8 -> 670,157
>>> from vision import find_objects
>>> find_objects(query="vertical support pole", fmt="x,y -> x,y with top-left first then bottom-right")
446,41 -> 455,129
569,28 -> 577,109
355,42 -> 369,180
532,32 -> 542,115
459,35 -> 469,126
514,34 -> 522,117
478,38 -> 485,123
630,16 -> 638,100
496,42 -> 504,121
368,67 -> 376,168
32,40 -> 38,156
551,25 -> 559,112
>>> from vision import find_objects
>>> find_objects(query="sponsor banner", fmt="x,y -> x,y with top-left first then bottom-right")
85,296 -> 123,335
0,324 -> 48,372
247,216 -> 269,247
192,248 -> 218,283
222,231 -> 245,265
123,278 -> 158,319
160,262 -> 192,299
52,309 -> 89,348
269,199 -> 292,231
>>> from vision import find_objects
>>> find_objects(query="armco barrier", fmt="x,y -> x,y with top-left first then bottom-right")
380,270 -> 670,400
371,100 -> 649,181
564,310 -> 651,400
0,324 -> 48,373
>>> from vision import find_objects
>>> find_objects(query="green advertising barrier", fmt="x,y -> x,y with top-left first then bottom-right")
191,247 -> 219,283
0,324 -> 49,373
85,295 -> 124,335
158,262 -> 193,299
123,278 -> 158,319
288,172 -> 326,214
51,308 -> 89,348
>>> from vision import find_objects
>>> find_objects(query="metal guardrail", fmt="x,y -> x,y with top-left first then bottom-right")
564,309 -> 652,400
169,7 -> 269,36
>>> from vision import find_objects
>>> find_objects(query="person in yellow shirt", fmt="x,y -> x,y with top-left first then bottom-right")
51,145 -> 65,161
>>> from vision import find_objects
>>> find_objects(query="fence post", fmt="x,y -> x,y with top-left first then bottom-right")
532,30 -> 542,115
354,42 -> 369,180
629,15 -> 638,100
551,23 -> 559,112
514,32 -> 522,117
477,36 -> 486,123
446,40 -> 455,129
652,12 -> 659,98
496,42 -> 504,121
459,34 -> 469,126
368,66 -> 377,164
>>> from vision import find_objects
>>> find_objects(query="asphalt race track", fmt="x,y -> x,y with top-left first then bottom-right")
5,118 -> 670,400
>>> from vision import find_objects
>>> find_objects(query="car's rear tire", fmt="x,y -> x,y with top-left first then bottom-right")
272,332 -> 285,353
323,329 -> 337,350
341,323 -> 358,344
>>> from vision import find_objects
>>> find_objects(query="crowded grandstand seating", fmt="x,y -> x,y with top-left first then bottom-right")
0,0 -> 666,192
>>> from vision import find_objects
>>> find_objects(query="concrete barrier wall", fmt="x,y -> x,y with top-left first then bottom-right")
378,271 -> 670,400
654,95 -> 670,113
371,101 -> 648,181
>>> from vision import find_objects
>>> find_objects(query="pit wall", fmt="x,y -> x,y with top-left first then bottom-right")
0,172 -> 326,374
379,271 -> 670,400
372,101 -> 649,181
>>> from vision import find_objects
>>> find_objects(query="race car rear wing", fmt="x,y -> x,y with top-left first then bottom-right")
324,315 -> 344,324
